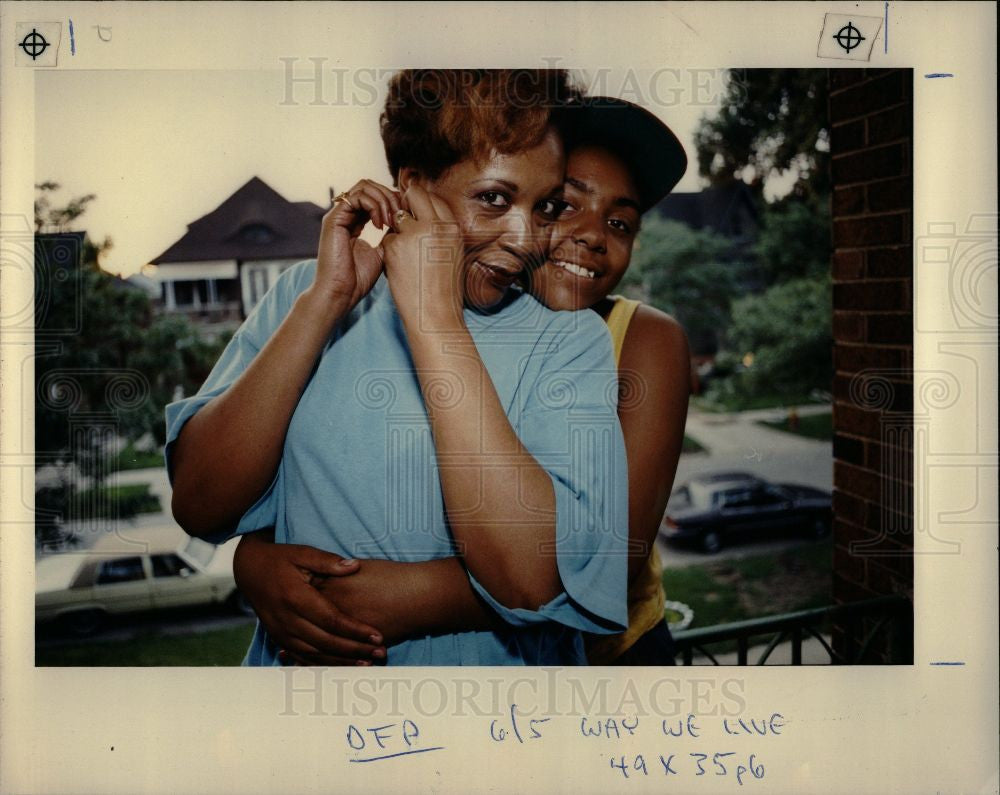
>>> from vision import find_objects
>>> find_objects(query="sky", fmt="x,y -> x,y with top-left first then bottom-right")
35,68 -> 729,278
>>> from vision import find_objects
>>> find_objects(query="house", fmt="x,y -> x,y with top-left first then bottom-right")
650,180 -> 759,249
147,177 -> 327,326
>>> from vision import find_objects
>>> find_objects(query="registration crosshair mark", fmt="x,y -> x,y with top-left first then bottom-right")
833,22 -> 866,53
19,27 -> 50,60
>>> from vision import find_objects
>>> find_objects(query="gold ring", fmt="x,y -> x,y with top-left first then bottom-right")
393,209 -> 413,225
333,191 -> 352,205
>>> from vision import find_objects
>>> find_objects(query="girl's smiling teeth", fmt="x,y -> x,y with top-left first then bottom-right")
549,259 -> 598,279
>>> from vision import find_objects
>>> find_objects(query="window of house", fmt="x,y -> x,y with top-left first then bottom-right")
173,280 -> 195,307
215,278 -> 240,304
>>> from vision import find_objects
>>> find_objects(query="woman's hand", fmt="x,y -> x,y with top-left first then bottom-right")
309,179 -> 403,312
381,184 -> 465,326
233,530 -> 387,666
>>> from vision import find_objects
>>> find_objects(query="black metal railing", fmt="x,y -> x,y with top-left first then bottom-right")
671,595 -> 912,665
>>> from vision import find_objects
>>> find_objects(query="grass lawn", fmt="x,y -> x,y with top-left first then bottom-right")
759,411 -> 833,441
36,622 -> 256,667
112,443 -> 165,472
69,482 -> 161,519
682,434 -> 706,454
662,540 -> 833,630
692,393 -> 823,413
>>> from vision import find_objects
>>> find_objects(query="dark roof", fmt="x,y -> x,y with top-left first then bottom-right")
151,177 -> 327,264
651,182 -> 758,237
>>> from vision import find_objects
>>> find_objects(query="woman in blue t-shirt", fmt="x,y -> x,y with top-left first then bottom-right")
165,70 -> 630,665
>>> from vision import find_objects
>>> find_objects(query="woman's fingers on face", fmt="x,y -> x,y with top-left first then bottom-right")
366,181 -> 403,218
425,191 -> 455,221
403,184 -> 436,221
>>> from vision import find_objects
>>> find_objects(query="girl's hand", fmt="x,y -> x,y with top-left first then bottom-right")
381,184 -> 465,326
233,531 -> 387,666
309,179 -> 402,312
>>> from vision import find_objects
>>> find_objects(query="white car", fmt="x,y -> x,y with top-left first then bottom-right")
35,525 -> 250,635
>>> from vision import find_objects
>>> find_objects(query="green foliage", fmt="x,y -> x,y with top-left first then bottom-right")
695,69 -> 830,199
663,542 -> 833,632
724,275 -> 833,398
754,195 -> 831,284
65,483 -> 162,519
34,186 -> 229,544
623,216 -> 745,354
112,442 -> 166,472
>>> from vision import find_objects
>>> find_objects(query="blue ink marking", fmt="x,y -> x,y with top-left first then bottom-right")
69,19 -> 75,55
349,746 -> 445,763
930,661 -> 965,665
925,73 -> 955,78
884,2 -> 888,54
510,703 -> 523,744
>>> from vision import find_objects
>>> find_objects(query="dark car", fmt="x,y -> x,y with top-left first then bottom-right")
660,472 -> 832,554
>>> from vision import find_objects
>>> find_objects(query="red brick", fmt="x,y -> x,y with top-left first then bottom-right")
868,105 -> 912,145
833,488 -> 868,525
865,504 -> 914,547
832,373 -> 855,402
832,143 -> 907,185
833,572 -> 877,603
833,401 -> 884,440
866,558 -> 911,594
831,119 -> 866,154
832,250 -> 865,280
833,279 -> 910,311
830,71 -> 905,121
868,176 -> 912,213
835,460 -> 883,501
833,311 -> 865,342
829,69 -> 866,91
867,313 -> 912,344
833,184 -> 867,216
833,432 -> 865,465
833,544 -> 868,584
834,213 -> 907,247
833,344 -> 908,374
867,246 -> 912,278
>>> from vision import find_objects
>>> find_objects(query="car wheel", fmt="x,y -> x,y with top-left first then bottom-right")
228,590 -> 256,617
61,609 -> 107,637
700,530 -> 722,554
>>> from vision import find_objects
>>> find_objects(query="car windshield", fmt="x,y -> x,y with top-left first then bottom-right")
688,482 -> 715,508
181,537 -> 215,569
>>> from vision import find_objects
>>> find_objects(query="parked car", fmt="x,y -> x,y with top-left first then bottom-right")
35,525 -> 250,636
660,472 -> 832,554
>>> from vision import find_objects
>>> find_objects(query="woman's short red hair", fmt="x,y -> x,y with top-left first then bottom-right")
380,69 -> 580,184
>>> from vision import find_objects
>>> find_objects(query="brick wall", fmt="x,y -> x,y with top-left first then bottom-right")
828,69 -> 914,663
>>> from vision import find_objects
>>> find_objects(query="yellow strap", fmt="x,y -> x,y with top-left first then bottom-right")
604,295 -> 641,366
584,296 -> 670,663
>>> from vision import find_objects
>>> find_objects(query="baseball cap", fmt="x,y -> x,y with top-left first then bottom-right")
563,96 -> 688,213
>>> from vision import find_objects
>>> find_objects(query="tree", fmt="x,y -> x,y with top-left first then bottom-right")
622,216 -> 746,355
753,195 -> 831,285
34,185 -> 228,546
722,275 -> 832,399
694,69 -> 830,200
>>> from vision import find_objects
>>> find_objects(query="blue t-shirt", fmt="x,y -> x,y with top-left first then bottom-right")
165,260 -> 629,665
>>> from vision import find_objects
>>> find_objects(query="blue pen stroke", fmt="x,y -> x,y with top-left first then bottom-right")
69,19 -> 75,55
925,73 -> 955,78
884,2 -> 888,54
929,661 -> 965,665
349,746 -> 446,763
